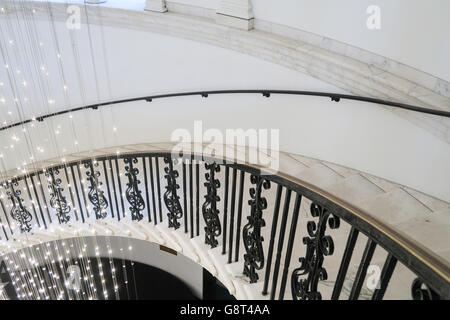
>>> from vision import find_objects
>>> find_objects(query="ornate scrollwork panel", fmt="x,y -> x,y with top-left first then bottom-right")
45,168 -> 71,223
85,161 -> 108,219
124,157 -> 145,221
4,181 -> 32,232
411,278 -> 440,300
163,156 -> 183,229
242,175 -> 271,283
291,203 -> 340,300
202,162 -> 221,248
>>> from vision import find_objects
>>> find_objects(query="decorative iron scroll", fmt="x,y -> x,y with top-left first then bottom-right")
45,168 -> 71,223
4,181 -> 32,232
243,175 -> 271,283
411,278 -> 440,300
124,157 -> 145,221
85,161 -> 108,219
291,203 -> 340,300
202,162 -> 221,248
163,156 -> 183,229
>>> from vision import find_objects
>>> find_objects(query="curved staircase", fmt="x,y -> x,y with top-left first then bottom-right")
0,142 -> 448,300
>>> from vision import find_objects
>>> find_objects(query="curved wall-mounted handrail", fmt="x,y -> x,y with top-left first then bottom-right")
1,89 -> 449,132
0,149 -> 448,300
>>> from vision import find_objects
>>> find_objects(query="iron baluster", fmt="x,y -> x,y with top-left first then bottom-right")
222,166 -> 230,255
141,157 -> 151,222
411,278 -> 440,300
85,161 -> 108,219
102,160 -> 114,219
242,175 -> 271,283
23,176 -> 41,228
291,202 -> 340,300
45,168 -> 71,223
270,189 -> 292,300
262,184 -> 283,295
163,156 -> 183,229
278,193 -> 302,299
331,227 -> 359,300
348,238 -> 377,300
124,157 -> 145,221
234,171 -> 245,262
148,157 -> 158,225
202,161 -> 221,248
4,181 -> 33,232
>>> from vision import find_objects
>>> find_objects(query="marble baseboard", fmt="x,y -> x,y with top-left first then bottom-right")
165,1 -> 216,19
254,19 -> 450,99
215,13 -> 253,30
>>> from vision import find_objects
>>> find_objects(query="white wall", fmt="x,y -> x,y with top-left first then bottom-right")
0,20 -> 449,202
165,0 -> 450,81
252,0 -> 450,82
168,0 -> 217,9
3,92 -> 450,202
0,19 -> 343,124
26,0 -> 450,81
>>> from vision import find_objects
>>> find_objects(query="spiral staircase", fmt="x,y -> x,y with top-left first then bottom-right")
0,0 -> 449,301
0,142 -> 448,300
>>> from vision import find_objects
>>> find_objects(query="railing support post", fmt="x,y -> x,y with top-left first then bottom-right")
216,0 -> 254,30
145,0 -> 168,13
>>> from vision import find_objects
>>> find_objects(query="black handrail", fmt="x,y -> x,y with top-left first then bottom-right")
1,89 -> 449,132
0,150 -> 449,300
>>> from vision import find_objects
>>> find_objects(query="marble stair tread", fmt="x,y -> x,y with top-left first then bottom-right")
277,153 -> 310,176
44,155 -> 81,166
207,245 -> 236,295
359,172 -> 400,192
190,236 -> 218,277
155,224 -> 182,252
70,150 -> 109,158
119,219 -> 148,240
224,261 -> 250,300
285,153 -> 321,168
434,248 -> 450,262
135,220 -> 165,244
120,143 -> 161,152
86,221 -> 115,237
401,187 -> 450,212
93,146 -> 136,155
355,188 -> 433,225
324,173 -> 385,204
23,160 -> 56,172
291,163 -> 344,189
101,218 -> 133,237
171,228 -> 200,263
29,229 -> 60,242
242,281 -> 271,300
393,208 -> 450,255
321,161 -> 360,178
147,142 -> 180,150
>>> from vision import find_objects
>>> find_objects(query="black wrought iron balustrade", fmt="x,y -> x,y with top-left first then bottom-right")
0,151 -> 448,300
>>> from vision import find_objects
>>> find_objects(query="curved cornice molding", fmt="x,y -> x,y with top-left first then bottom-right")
1,1 -> 450,143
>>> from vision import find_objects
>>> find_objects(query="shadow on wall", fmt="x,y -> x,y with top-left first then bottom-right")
203,268 -> 236,300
